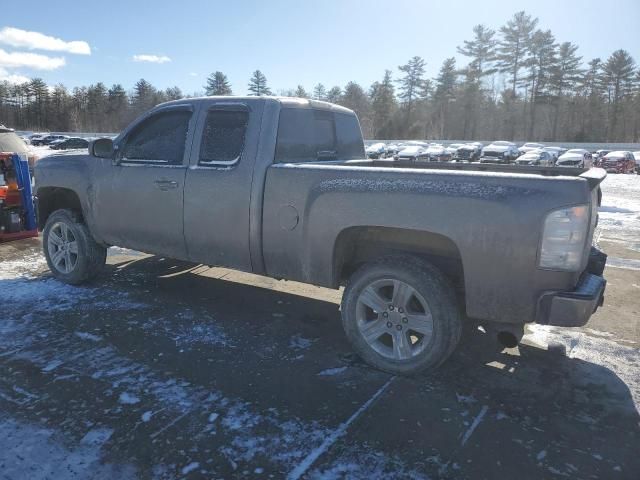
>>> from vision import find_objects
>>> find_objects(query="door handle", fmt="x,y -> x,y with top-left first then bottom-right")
154,179 -> 179,190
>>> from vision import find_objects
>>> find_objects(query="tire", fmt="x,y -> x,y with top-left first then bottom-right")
341,255 -> 462,375
43,209 -> 106,285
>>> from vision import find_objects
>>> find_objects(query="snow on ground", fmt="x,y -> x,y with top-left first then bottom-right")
597,173 -> 640,255
0,418 -> 137,480
524,324 -> 640,411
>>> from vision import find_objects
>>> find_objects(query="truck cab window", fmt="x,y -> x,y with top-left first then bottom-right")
275,108 -> 338,162
199,109 -> 249,165
121,110 -> 191,164
335,112 -> 365,159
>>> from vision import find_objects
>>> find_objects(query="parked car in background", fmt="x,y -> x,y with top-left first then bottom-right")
453,143 -> 482,162
0,125 -> 39,169
385,143 -> 401,157
542,146 -> 565,160
29,133 -> 48,143
50,137 -> 90,150
515,149 -> 554,166
518,142 -> 545,155
556,149 -> 593,168
395,145 -> 430,161
594,150 -> 611,165
365,142 -> 387,159
32,134 -> 69,146
480,141 -> 519,163
445,143 -> 464,155
600,151 -> 636,174
426,144 -> 452,162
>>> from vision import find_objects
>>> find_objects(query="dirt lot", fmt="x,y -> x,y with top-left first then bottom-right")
1,175 -> 639,479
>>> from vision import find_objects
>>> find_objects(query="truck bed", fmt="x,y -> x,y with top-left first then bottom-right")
329,159 -> 606,188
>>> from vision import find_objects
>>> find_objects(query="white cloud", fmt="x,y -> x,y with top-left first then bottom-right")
0,49 -> 65,70
0,67 -> 29,84
0,27 -> 91,55
132,54 -> 171,64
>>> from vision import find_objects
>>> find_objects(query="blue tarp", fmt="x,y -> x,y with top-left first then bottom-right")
11,153 -> 37,230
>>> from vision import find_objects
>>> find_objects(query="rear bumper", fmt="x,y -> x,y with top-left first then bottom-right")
536,247 -> 607,327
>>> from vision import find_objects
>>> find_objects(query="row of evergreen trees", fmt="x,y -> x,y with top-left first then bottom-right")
1,11 -> 639,142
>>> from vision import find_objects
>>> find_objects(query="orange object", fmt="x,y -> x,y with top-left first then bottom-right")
5,179 -> 20,207
0,185 -> 7,200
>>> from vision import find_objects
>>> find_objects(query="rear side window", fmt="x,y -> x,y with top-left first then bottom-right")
275,109 -> 364,163
199,109 -> 249,165
335,113 -> 365,159
122,110 -> 191,164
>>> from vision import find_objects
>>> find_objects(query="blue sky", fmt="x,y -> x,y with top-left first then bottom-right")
2,0 -> 639,95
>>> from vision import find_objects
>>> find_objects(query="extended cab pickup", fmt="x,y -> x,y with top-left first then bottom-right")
35,97 -> 608,374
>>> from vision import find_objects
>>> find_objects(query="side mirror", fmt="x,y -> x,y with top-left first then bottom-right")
91,138 -> 114,158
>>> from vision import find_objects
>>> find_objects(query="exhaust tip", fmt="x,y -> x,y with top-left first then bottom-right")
497,331 -> 519,348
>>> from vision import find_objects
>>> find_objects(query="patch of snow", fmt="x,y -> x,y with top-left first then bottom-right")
289,334 -> 315,350
141,411 -> 153,422
536,450 -> 547,461
75,331 -> 103,342
455,393 -> 477,404
317,366 -> 348,376
208,412 -> 219,423
118,392 -> 140,405
0,418 -> 136,479
80,427 -> 113,446
42,359 -> 63,372
181,462 -> 200,475
525,325 -> 640,411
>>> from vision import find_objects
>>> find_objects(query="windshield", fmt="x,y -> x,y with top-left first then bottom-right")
0,132 -> 29,153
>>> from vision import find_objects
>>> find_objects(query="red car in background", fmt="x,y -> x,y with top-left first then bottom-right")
600,151 -> 636,174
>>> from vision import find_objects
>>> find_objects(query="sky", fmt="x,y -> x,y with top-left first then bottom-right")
2,0 -> 639,95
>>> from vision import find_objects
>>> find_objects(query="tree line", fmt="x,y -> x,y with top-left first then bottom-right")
1,11 -> 639,142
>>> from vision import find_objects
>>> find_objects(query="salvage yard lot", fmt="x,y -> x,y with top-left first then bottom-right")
1,174 -> 639,479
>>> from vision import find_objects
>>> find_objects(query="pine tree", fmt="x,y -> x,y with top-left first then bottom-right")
205,71 -> 232,96
370,70 -> 397,138
340,82 -> 372,136
326,86 -> 342,103
397,56 -> 426,127
26,78 -> 49,129
312,83 -> 327,101
248,70 -> 272,96
549,42 -> 582,140
496,11 -> 538,94
107,84 -> 129,130
294,85 -> 309,98
523,29 -> 557,138
457,24 -> 497,76
602,49 -> 637,140
132,79 -> 157,114
165,86 -> 183,101
432,58 -> 458,138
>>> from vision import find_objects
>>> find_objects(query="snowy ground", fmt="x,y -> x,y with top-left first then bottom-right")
0,172 -> 638,479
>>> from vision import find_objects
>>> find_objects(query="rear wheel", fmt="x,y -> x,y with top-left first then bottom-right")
43,209 -> 106,285
341,255 -> 462,374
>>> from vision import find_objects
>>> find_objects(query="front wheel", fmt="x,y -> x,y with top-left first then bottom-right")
43,209 -> 107,285
341,255 -> 462,375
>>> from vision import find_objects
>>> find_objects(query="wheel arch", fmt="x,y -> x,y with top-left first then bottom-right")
37,187 -> 85,230
333,226 -> 465,310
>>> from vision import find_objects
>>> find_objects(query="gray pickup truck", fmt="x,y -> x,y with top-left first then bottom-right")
34,97 -> 608,374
